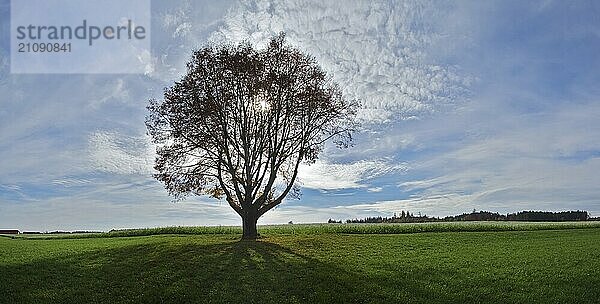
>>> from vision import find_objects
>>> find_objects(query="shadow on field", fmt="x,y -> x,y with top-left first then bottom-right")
1,238 -> 397,304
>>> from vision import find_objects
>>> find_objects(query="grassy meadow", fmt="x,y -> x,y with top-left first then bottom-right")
1,222 -> 599,303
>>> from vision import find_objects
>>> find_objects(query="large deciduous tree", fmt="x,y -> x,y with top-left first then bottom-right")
146,34 -> 356,239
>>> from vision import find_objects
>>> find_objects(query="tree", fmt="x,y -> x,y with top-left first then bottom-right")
146,34 -> 356,239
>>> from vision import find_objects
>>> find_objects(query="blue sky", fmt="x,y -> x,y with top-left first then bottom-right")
1,0 -> 599,231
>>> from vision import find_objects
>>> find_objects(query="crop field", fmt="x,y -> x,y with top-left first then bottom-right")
1,222 -> 599,303
6,220 -> 600,239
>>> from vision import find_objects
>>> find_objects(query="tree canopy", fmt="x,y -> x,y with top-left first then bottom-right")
146,34 -> 356,239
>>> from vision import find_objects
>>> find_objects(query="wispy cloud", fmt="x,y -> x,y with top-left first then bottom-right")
88,131 -> 155,175
298,159 -> 408,190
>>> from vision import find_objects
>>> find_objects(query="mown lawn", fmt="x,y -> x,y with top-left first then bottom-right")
1,228 -> 599,303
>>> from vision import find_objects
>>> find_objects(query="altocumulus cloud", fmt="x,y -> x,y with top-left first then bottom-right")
211,0 -> 473,124
88,131 -> 155,175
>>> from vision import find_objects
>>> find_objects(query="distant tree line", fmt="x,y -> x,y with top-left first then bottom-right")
445,210 -> 590,222
329,210 -> 593,224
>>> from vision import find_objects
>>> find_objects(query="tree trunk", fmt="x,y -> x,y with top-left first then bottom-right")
241,212 -> 259,240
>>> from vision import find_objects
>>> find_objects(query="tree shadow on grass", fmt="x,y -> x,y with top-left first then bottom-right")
1,238 -> 401,304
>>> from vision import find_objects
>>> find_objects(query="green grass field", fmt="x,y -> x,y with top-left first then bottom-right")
1,223 -> 599,303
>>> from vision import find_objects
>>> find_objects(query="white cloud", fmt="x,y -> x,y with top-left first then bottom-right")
86,78 -> 131,108
336,194 -> 470,215
211,0 -> 472,124
173,22 -> 192,38
298,159 -> 407,190
88,131 -> 155,175
51,178 -> 93,187
145,0 -> 236,82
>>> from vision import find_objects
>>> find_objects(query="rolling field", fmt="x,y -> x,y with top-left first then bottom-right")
1,223 -> 599,303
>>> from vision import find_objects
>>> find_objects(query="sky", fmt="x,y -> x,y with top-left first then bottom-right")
0,0 -> 599,231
